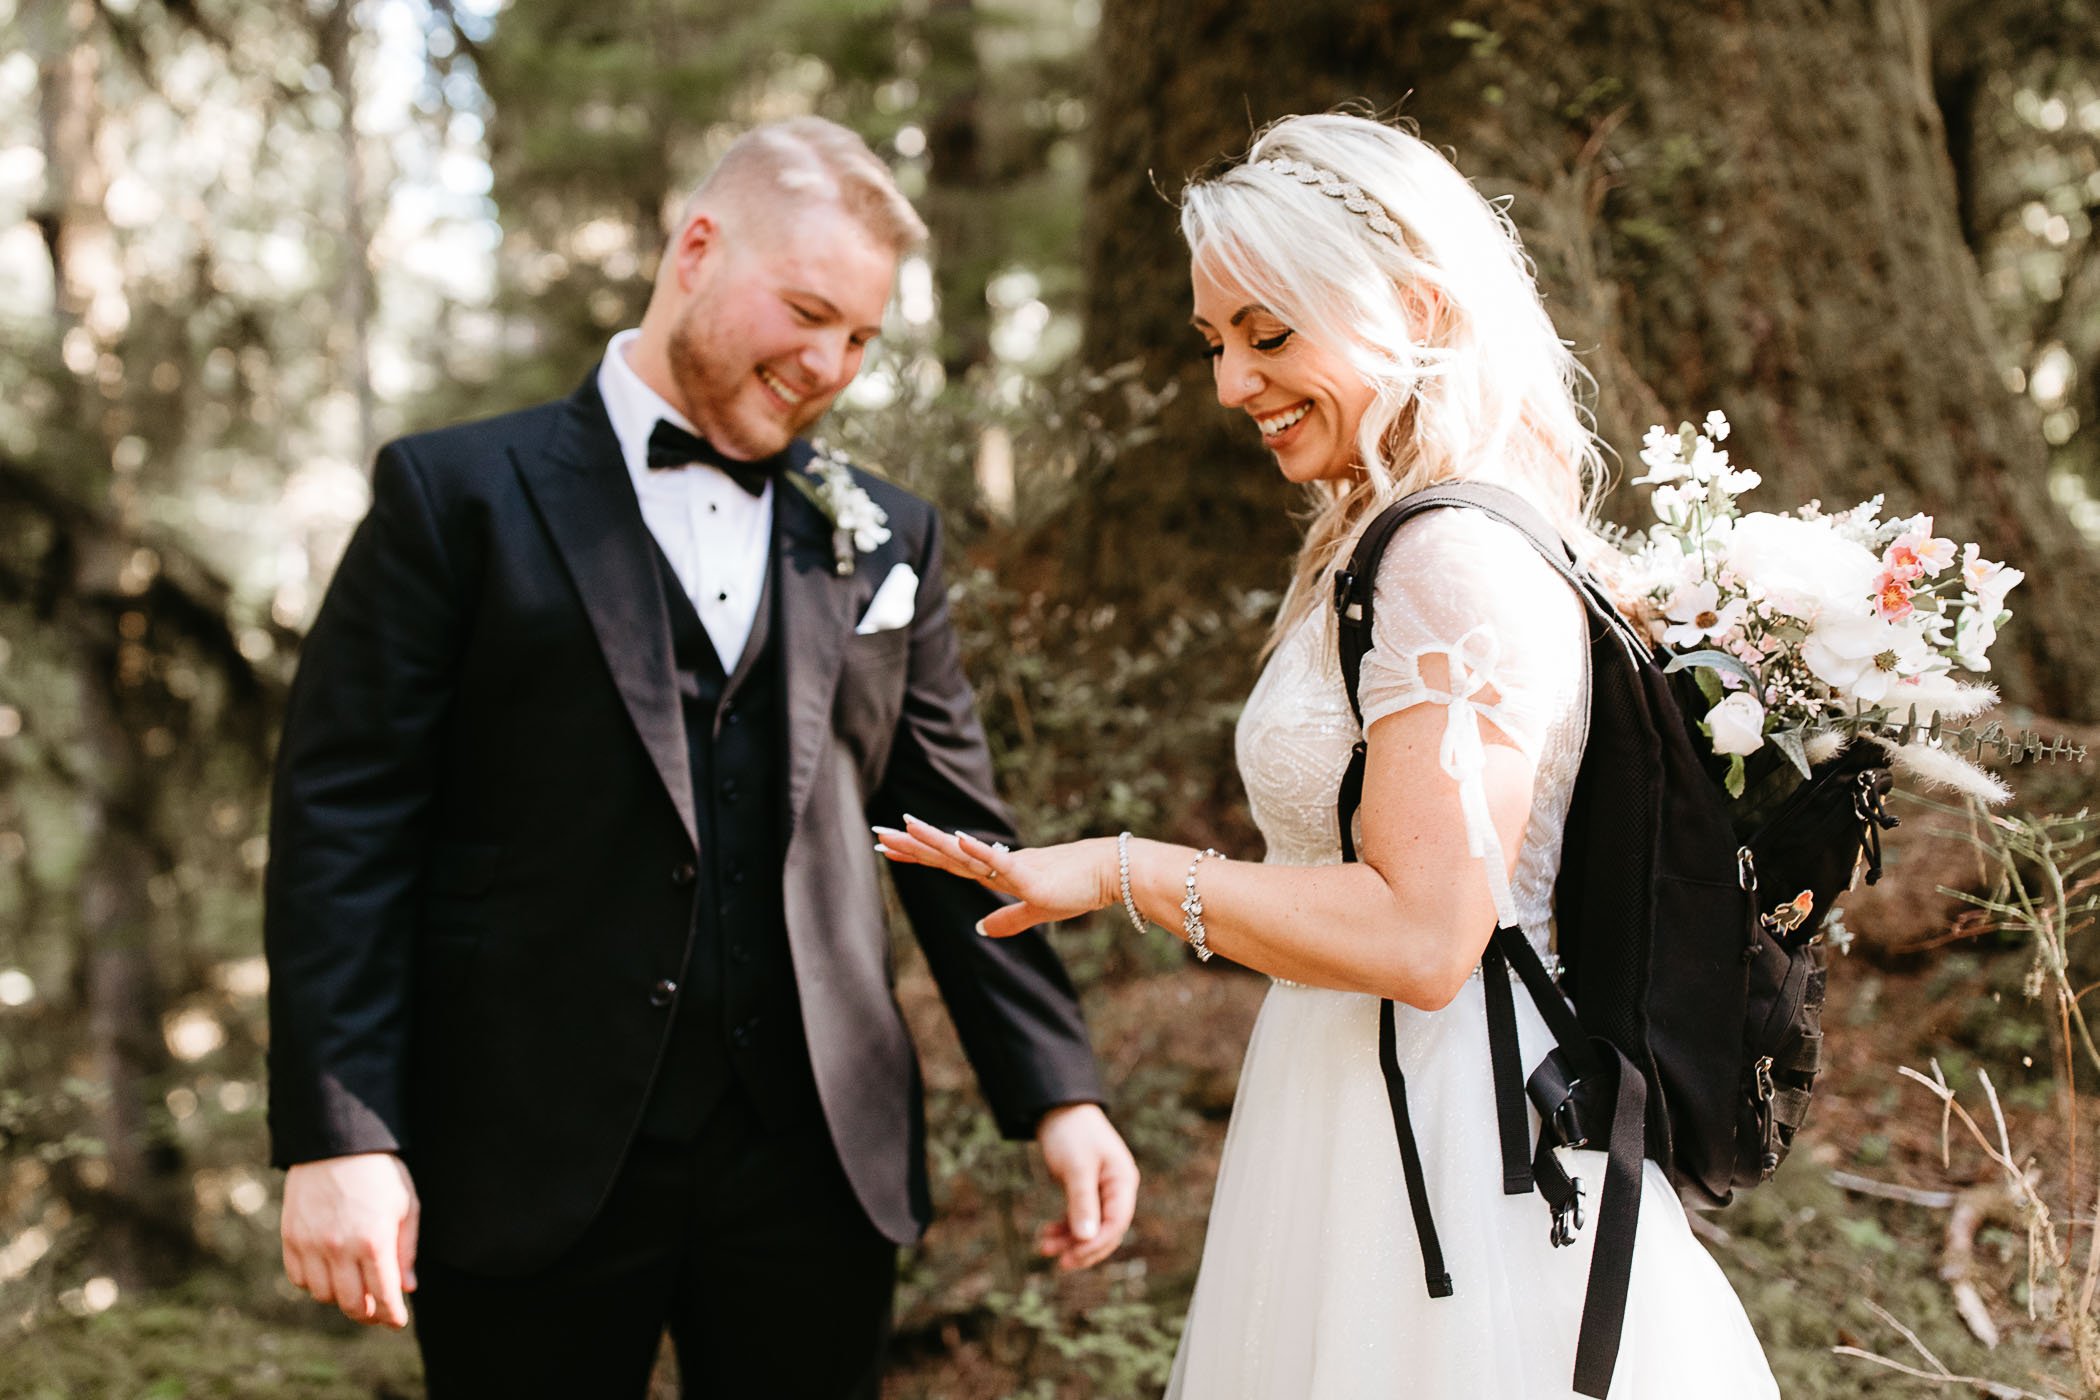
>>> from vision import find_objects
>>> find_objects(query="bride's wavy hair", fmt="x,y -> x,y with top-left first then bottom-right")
1180,112 -> 1612,651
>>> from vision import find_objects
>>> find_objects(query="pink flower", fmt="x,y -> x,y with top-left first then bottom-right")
1888,521 -> 1955,578
1874,573 -> 1915,622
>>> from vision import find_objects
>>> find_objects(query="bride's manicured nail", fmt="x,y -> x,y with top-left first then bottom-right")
974,919 -> 989,937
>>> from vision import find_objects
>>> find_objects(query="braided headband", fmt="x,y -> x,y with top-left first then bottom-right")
1248,157 -> 1403,243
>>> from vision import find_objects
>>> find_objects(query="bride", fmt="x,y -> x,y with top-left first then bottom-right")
876,112 -> 1778,1398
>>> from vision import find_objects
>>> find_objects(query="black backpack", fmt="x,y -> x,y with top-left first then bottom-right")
1332,482 -> 1897,1398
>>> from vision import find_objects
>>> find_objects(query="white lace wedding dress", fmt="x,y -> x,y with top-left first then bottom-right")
1164,508 -> 1778,1399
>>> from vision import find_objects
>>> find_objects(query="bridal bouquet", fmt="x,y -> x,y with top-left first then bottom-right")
1608,412 -> 2025,801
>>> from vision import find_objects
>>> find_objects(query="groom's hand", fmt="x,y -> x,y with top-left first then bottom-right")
1034,1103 -> 1138,1271
281,1152 -> 420,1329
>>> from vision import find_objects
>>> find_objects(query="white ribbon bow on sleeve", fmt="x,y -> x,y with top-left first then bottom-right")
1413,625 -> 1522,929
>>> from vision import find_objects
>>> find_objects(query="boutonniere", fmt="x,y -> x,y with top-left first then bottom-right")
789,442 -> 891,576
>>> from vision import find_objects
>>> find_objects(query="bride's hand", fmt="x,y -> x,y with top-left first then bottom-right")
874,814 -> 1118,938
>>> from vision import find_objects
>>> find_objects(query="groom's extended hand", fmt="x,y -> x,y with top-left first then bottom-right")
281,1152 -> 420,1328
1034,1103 -> 1138,1271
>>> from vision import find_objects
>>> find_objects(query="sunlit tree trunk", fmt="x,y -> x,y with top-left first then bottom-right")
30,1 -> 192,1287
922,0 -> 995,380
1080,0 -> 2100,716
316,0 -> 378,473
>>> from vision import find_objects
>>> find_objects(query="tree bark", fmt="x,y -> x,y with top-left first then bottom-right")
27,3 -> 196,1286
315,0 -> 378,474
921,0 -> 996,380
1080,0 -> 2100,716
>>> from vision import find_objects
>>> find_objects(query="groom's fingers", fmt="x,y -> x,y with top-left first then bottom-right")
1090,1151 -> 1140,1265
1057,1149 -> 1102,1251
399,1198 -> 420,1295
364,1243 -> 409,1330
328,1252 -> 369,1323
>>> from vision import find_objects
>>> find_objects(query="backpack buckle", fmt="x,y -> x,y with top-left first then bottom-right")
1333,569 -> 1363,623
1527,1050 -> 1590,1148
1549,1180 -> 1585,1248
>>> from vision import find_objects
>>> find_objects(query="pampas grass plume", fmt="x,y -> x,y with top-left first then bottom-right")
1891,740 -> 2012,805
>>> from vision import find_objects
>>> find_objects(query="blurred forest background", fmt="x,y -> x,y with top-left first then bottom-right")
4,0 -> 2100,1395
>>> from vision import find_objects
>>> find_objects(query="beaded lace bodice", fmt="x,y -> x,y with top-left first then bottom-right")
1232,509 -> 1590,946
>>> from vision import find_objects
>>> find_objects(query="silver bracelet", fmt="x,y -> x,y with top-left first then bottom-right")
1117,832 -> 1147,934
1180,847 -> 1223,962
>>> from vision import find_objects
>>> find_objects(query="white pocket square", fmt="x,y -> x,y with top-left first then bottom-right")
855,563 -> 918,635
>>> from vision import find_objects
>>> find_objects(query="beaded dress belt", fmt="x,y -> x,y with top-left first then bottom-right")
1271,950 -> 1563,991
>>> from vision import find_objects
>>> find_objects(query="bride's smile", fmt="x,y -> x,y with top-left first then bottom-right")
1190,257 -> 1375,485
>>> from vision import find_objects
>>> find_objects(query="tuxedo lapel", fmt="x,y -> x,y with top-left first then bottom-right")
514,377 -> 698,849
776,441 -> 853,835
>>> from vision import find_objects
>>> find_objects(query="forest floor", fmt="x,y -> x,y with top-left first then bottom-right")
6,789 -> 2096,1398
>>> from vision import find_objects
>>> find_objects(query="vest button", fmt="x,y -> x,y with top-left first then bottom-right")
730,941 -> 749,963
671,862 -> 697,886
728,864 -> 747,887
648,978 -> 677,1007
721,779 -> 740,804
723,704 -> 741,726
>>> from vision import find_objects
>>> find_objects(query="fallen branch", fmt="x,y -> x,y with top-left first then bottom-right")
1943,1184 -> 2006,1349
1833,1300 -> 2066,1400
1831,1170 -> 1959,1208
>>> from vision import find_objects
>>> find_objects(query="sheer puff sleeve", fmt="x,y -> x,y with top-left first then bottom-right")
1353,508 -> 1585,930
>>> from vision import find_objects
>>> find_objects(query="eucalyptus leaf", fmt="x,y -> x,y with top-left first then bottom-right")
1662,648 -> 1761,691
1770,727 -> 1813,780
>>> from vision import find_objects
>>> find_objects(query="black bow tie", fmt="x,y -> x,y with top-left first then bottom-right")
645,420 -> 779,497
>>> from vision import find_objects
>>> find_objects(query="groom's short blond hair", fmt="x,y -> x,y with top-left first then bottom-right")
686,117 -> 927,255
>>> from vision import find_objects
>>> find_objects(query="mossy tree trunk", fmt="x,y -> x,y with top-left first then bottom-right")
1079,0 -> 2100,717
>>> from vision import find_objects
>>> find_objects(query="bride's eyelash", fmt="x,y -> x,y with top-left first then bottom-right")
1201,329 -> 1292,361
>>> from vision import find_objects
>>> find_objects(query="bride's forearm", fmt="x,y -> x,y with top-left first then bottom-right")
1120,839 -> 1487,1008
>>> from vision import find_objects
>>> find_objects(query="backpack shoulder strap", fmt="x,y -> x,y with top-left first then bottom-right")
1335,483 -> 1647,723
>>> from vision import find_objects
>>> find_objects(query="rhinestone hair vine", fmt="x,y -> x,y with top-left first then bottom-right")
1249,157 -> 1404,243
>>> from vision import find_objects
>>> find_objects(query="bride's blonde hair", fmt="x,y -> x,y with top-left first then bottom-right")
1179,113 -> 1611,649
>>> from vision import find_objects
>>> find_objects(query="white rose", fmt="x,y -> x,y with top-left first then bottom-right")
1726,513 -> 1880,622
1706,692 -> 1767,756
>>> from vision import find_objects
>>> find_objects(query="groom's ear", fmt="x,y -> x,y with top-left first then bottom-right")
667,210 -> 723,291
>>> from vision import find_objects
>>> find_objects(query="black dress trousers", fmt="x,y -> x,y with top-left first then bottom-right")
411,1088 -> 896,1398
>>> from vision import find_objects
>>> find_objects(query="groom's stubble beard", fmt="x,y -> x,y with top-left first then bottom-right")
665,300 -> 834,461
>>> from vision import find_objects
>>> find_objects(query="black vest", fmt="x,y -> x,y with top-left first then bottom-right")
638,543 -> 821,1141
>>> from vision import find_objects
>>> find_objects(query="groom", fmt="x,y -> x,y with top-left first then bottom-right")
264,117 -> 1134,1396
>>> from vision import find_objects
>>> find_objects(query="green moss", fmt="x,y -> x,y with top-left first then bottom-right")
3,1289 -> 423,1400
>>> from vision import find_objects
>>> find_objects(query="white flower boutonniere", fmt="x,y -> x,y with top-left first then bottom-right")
790,442 -> 891,576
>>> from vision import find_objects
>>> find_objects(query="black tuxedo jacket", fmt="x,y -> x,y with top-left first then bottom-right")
265,377 -> 1105,1275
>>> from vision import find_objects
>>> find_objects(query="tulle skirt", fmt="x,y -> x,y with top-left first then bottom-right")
1165,977 -> 1779,1399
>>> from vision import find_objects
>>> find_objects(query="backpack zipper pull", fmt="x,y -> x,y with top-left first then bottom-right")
1754,1055 -> 1780,1177
1854,770 -> 1897,886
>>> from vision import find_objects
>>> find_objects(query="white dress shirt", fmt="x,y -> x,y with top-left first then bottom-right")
597,329 -> 772,671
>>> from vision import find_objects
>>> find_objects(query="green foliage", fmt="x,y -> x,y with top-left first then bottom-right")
0,1285 -> 422,1400
985,1274 -> 1181,1399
